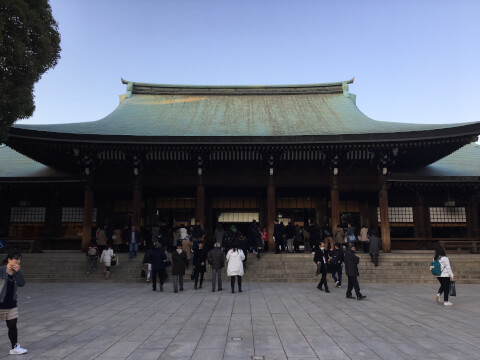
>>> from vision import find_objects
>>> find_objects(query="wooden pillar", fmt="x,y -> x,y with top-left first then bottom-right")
132,178 -> 142,227
195,176 -> 205,227
267,176 -> 275,252
330,176 -> 340,231
378,175 -> 391,253
81,182 -> 94,251
467,200 -> 480,238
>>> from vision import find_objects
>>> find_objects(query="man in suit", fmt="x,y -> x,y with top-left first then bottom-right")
344,243 -> 366,300
126,224 -> 142,261
314,241 -> 330,292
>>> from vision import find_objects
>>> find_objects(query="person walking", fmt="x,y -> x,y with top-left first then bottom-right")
150,242 -> 168,292
329,243 -> 344,288
314,242 -> 330,292
433,245 -> 455,306
368,229 -> 381,267
96,225 -> 108,254
226,242 -> 245,293
99,244 -> 115,280
171,241 -> 188,293
0,252 -> 27,355
344,244 -> 366,300
207,242 -> 224,292
142,245 -> 153,283
193,241 -> 207,289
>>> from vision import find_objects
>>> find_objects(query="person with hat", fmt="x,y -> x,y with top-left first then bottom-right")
171,240 -> 188,293
192,241 -> 207,289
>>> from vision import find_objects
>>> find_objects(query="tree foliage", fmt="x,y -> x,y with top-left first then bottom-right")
0,0 -> 61,141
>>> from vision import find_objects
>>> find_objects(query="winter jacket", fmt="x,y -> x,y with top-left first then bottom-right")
344,248 -> 360,277
313,248 -> 329,273
100,248 -> 114,267
207,248 -> 225,270
334,228 -> 345,244
172,250 -> 188,275
436,256 -> 454,278
150,247 -> 168,270
193,247 -> 207,273
182,239 -> 194,260
359,227 -> 369,242
0,266 -> 25,305
226,249 -> 245,276
369,235 -> 381,255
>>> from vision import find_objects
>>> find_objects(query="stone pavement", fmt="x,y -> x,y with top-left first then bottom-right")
0,281 -> 479,359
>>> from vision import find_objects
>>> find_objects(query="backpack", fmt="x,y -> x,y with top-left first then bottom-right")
430,259 -> 442,276
330,251 -> 340,266
87,247 -> 97,256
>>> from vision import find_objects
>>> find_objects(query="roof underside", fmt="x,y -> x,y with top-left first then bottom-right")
10,79 -> 480,141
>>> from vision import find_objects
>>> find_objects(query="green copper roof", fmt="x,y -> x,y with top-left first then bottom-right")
0,145 -> 72,180
390,143 -> 480,180
11,79 -> 480,140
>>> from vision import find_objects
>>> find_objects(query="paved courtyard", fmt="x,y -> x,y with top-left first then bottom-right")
0,281 -> 479,359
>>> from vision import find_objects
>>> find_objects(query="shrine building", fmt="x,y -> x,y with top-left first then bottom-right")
1,78 -> 480,252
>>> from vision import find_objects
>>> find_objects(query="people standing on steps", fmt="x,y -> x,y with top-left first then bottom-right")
226,242 -> 245,293
85,240 -> 99,275
96,225 -> 108,254
433,245 -> 455,306
334,225 -> 345,251
344,243 -> 366,300
359,225 -> 369,253
314,242 -> 330,293
99,244 -> 115,280
0,252 -> 27,355
208,242 -> 224,292
192,241 -> 207,289
126,225 -> 141,262
368,229 -> 381,267
191,220 -> 204,251
150,242 -> 168,292
180,227 -> 193,268
214,223 -> 225,250
171,241 -> 188,293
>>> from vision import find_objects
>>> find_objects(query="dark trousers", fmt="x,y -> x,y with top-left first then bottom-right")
317,271 -> 329,290
331,264 -> 343,286
437,277 -> 451,302
347,276 -> 361,297
370,253 -> 378,266
194,269 -> 204,287
230,275 -> 242,291
152,268 -> 166,289
211,268 -> 222,290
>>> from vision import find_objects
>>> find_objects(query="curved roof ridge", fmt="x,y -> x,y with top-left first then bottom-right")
120,77 -> 355,89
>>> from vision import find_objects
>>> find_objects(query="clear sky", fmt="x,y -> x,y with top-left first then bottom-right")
21,0 -> 480,133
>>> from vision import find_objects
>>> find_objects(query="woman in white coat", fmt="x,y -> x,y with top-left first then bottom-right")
226,243 -> 245,293
99,244 -> 115,280
434,245 -> 455,306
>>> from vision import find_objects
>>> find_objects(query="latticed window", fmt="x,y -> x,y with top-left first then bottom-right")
429,207 -> 466,223
10,207 -> 46,223
218,212 -> 259,223
377,207 -> 413,223
61,207 -> 97,223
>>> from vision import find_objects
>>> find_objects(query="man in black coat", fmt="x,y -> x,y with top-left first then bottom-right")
313,241 -> 330,292
344,244 -> 366,300
192,241 -> 207,289
149,242 -> 168,292
273,219 -> 285,254
207,242 -> 225,292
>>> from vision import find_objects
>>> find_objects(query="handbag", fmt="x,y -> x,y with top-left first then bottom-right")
449,281 -> 456,297
141,269 -> 146,278
163,260 -> 172,267
111,254 -> 117,266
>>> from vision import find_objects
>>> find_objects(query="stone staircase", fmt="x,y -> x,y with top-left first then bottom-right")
18,250 -> 480,284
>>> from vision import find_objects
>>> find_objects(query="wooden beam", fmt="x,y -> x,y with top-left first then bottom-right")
81,183 -> 93,251
267,177 -> 275,252
379,175 -> 391,253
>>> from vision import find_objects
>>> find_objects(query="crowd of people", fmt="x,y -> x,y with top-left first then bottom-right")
82,219 -> 455,307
